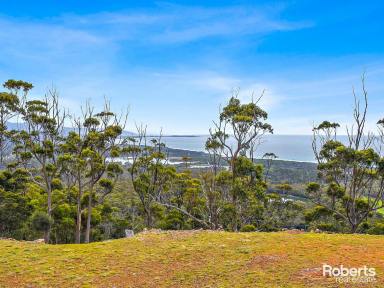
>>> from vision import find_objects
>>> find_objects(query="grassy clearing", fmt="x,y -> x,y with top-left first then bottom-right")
0,231 -> 383,287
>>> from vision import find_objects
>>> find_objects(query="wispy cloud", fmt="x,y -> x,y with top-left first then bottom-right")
144,5 -> 311,43
0,3 -> 312,57
0,2 -> 382,135
0,3 -> 311,82
0,17 -> 105,59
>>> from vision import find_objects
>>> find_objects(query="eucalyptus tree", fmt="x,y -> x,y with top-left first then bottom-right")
162,170 -> 207,229
207,90 -> 273,231
205,135 -> 223,176
58,115 -> 88,243
122,126 -> 176,227
308,77 -> 384,233
0,80 -> 33,165
210,90 -> 273,172
79,101 -> 126,243
200,136 -> 224,229
60,101 -> 126,243
123,125 -> 215,228
262,152 -> 278,182
59,136 -> 80,242
13,88 -> 66,243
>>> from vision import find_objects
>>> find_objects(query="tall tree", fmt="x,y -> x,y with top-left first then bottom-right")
81,101 -> 125,243
207,90 -> 273,230
15,88 -> 66,243
60,101 -> 126,243
0,80 -> 33,165
308,76 -> 384,233
59,119 -> 87,244
123,127 -> 176,227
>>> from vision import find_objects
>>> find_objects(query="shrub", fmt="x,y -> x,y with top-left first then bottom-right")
31,211 -> 53,232
367,223 -> 384,235
240,224 -> 256,232
316,223 -> 337,232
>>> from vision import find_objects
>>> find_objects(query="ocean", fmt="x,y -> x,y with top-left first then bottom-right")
159,135 -> 317,162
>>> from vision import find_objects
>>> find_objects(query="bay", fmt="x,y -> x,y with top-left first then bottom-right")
160,135 -> 316,162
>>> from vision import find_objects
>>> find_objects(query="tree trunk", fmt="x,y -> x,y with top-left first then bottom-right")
351,222 -> 359,234
85,182 -> 94,243
231,159 -> 238,232
213,209 -> 219,230
46,187 -> 52,244
75,176 -> 82,244
44,230 -> 49,243
231,184 -> 238,232
75,198 -> 82,244
145,206 -> 152,228
85,192 -> 92,243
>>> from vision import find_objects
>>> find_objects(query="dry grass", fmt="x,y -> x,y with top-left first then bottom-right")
0,230 -> 383,287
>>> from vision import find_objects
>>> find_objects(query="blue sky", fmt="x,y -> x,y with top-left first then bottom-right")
0,1 -> 383,134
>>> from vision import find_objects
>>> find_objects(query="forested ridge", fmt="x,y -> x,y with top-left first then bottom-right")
1,78 -> 384,244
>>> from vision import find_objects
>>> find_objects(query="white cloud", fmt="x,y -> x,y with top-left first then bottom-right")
0,4 -> 383,135
0,4 -> 312,54
0,17 -> 105,60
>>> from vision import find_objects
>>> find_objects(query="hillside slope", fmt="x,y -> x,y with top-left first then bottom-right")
0,231 -> 383,287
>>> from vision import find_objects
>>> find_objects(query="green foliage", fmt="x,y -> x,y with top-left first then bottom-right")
304,205 -> 331,222
308,108 -> 384,232
31,211 -> 53,232
220,203 -> 237,230
0,189 -> 34,237
240,224 -> 256,232
304,205 -> 347,232
1,77 -> 384,245
367,223 -> 384,235
220,97 -> 272,134
159,209 -> 185,230
259,194 -> 305,231
3,79 -> 33,93
314,121 -> 340,130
